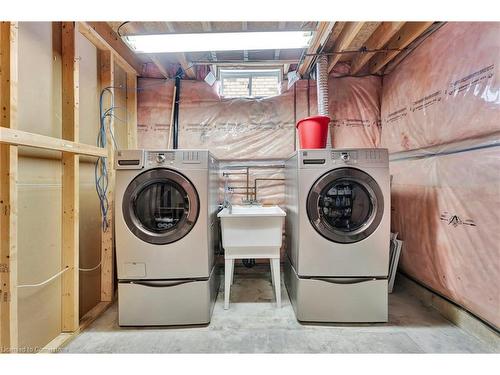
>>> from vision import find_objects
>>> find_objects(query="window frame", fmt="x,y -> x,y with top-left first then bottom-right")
219,68 -> 282,99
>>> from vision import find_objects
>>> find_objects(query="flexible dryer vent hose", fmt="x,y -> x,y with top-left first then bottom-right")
316,55 -> 329,116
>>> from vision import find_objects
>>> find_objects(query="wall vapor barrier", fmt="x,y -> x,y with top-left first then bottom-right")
389,140 -> 500,330
137,71 -> 382,158
381,22 -> 500,153
382,22 -> 500,330
328,63 -> 382,148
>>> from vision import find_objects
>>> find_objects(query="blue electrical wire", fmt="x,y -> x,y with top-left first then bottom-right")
93,65 -> 194,232
95,87 -> 115,232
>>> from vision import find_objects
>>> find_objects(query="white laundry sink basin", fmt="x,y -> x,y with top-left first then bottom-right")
219,205 -> 286,217
217,205 -> 286,258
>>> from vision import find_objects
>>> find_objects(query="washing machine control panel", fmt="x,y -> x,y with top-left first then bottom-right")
299,149 -> 388,168
146,151 -> 176,167
332,150 -> 358,164
143,150 -> 210,169
156,153 -> 167,163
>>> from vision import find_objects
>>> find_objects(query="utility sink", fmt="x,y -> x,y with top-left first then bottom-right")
218,205 -> 286,309
217,205 -> 286,258
218,205 -> 286,217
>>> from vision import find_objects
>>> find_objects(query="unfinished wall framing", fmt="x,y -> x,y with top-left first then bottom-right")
0,21 -> 139,353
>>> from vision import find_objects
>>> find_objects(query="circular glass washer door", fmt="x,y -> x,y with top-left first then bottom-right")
307,167 -> 384,244
122,168 -> 200,245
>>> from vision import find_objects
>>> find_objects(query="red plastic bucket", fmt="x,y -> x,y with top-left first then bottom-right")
296,115 -> 330,149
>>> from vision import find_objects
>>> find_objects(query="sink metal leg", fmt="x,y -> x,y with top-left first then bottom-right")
224,258 -> 234,310
271,258 -> 281,308
230,260 -> 235,285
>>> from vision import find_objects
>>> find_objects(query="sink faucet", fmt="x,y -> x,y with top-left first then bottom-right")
223,175 -> 233,214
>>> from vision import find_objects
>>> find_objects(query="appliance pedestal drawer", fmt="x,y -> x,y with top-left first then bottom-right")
118,266 -> 219,326
284,257 -> 387,323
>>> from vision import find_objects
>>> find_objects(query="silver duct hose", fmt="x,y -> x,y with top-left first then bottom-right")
316,55 -> 329,116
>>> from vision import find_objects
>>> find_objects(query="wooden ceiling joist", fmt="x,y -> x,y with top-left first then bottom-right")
298,22 -> 335,76
176,53 -> 196,79
165,22 -> 196,79
149,55 -> 170,79
367,21 -> 434,74
327,22 -> 365,73
242,22 -> 249,62
349,22 -> 405,74
81,22 -> 143,74
201,22 -> 218,63
274,22 -> 287,62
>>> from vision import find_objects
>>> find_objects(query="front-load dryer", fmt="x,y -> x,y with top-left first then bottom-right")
284,148 -> 390,323
114,149 -> 220,326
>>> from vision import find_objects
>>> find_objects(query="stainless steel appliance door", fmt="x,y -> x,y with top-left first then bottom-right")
122,168 -> 200,245
307,167 -> 384,244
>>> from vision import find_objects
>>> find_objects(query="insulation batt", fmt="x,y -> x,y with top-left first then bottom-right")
138,79 -> 315,158
381,22 -> 500,152
382,22 -> 500,329
328,63 -> 382,148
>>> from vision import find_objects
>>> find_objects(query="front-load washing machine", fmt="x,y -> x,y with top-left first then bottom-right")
284,148 -> 390,323
114,149 -> 220,326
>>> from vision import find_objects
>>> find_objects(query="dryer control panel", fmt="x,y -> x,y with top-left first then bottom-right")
144,150 -> 209,169
299,148 -> 388,168
115,149 -> 212,170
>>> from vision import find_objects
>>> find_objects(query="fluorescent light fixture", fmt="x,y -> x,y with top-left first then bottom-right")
124,31 -> 313,53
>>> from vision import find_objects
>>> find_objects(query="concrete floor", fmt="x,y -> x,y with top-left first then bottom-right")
63,269 -> 498,353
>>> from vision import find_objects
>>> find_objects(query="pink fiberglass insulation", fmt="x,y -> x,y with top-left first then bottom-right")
381,22 -> 500,153
137,78 -> 175,149
384,22 -> 500,329
178,80 -> 306,159
390,147 -> 500,328
328,73 -> 382,148
136,78 -> 313,207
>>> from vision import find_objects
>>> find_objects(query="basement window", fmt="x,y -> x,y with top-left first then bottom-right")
220,69 -> 281,99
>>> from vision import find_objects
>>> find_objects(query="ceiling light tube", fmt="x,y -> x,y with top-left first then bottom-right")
124,31 -> 313,53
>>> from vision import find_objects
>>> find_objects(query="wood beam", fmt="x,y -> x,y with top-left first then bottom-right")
61,22 -> 80,333
298,22 -> 335,77
78,22 -> 142,75
368,22 -> 433,74
327,22 -> 365,73
280,22 -> 290,78
201,22 -> 217,63
165,22 -> 196,79
149,55 -> 170,78
242,22 -> 248,62
126,73 -> 138,149
274,22 -> 286,62
99,50 -> 115,302
176,52 -> 196,79
0,128 -> 107,157
350,22 -> 405,75
0,21 -> 18,353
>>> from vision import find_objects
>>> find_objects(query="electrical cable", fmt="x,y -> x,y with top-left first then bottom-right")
95,87 -> 114,232
92,62 -> 194,233
117,21 -> 131,37
17,267 -> 69,289
95,63 -> 196,96
79,261 -> 102,272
